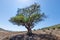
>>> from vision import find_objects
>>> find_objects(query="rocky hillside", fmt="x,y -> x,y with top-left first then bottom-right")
0,24 -> 60,40
0,28 -> 13,32
0,28 -> 6,31
42,24 -> 60,30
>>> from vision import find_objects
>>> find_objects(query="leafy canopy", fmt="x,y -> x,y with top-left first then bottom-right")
9,3 -> 45,28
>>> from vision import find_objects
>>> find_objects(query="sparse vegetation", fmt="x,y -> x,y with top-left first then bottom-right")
57,27 -> 60,29
38,29 -> 40,30
0,24 -> 60,40
33,29 -> 36,31
41,24 -> 60,30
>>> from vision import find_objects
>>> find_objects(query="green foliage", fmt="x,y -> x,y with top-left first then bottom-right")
9,3 -> 45,29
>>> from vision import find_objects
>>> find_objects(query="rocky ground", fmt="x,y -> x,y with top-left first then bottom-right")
0,30 -> 60,40
8,33 -> 57,40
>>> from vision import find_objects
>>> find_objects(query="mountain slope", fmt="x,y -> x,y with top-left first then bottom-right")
0,28 -> 6,31
42,24 -> 60,29
0,28 -> 14,32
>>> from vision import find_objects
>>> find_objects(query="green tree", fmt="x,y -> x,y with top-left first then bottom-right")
9,3 -> 46,35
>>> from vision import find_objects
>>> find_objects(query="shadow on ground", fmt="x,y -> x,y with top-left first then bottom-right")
3,33 -> 57,40
4,34 -> 57,40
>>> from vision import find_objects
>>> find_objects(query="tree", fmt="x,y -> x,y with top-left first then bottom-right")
9,3 -> 46,35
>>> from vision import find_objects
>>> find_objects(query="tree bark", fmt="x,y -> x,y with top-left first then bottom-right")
25,23 -> 32,36
27,28 -> 32,34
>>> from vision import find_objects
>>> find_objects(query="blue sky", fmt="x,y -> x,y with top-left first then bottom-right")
0,0 -> 60,31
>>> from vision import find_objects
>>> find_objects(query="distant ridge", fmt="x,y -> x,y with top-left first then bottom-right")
42,24 -> 60,29
0,28 -> 22,32
0,28 -> 6,31
0,28 -> 14,32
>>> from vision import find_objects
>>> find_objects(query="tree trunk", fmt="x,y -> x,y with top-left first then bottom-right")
27,28 -> 32,34
25,26 -> 32,35
25,24 -> 32,36
27,28 -> 32,36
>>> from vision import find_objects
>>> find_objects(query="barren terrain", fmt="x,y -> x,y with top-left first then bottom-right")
0,29 -> 60,40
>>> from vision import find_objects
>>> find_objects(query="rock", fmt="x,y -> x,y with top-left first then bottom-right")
3,34 -> 57,40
